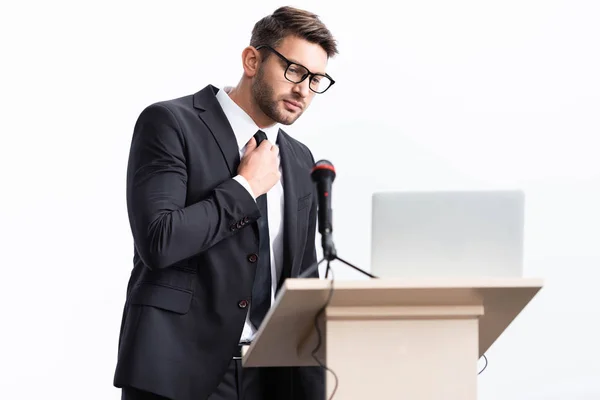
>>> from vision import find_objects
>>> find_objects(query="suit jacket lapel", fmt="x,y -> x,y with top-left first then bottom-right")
193,85 -> 241,176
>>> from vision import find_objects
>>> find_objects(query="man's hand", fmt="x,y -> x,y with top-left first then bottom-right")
238,137 -> 280,197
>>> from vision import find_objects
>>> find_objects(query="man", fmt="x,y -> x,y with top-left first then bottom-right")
113,6 -> 338,400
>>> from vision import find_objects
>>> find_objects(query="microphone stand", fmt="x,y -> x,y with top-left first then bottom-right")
298,231 -> 378,279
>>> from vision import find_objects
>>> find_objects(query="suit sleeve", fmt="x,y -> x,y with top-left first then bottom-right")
126,103 -> 260,270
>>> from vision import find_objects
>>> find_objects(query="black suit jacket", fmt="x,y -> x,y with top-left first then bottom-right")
113,85 -> 324,400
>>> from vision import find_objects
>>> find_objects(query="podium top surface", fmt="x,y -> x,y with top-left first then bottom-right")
283,276 -> 542,291
242,277 -> 543,367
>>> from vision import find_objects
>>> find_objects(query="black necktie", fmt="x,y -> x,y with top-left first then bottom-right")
249,130 -> 271,330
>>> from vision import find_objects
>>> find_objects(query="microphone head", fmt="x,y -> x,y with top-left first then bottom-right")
311,159 -> 336,182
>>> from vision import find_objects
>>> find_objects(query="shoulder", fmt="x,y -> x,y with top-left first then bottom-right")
136,94 -> 196,126
128,94 -> 201,152
133,85 -> 221,134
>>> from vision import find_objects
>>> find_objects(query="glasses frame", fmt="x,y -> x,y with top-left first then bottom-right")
255,45 -> 335,94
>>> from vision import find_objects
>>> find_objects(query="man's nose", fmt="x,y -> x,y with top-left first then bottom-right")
292,78 -> 311,98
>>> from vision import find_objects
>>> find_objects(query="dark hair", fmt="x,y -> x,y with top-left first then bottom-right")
250,6 -> 338,58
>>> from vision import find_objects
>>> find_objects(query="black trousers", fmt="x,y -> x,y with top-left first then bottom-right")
121,359 -> 263,400
208,358 -> 264,400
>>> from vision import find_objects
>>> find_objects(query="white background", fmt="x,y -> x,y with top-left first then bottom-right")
1,0 -> 599,398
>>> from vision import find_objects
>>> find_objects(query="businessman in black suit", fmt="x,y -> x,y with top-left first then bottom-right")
113,6 -> 338,400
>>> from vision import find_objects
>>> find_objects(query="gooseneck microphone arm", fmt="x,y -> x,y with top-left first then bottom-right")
299,160 -> 377,279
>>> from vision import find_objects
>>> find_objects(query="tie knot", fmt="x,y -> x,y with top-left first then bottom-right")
254,130 -> 268,146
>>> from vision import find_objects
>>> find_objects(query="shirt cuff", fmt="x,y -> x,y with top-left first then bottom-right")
233,175 -> 256,201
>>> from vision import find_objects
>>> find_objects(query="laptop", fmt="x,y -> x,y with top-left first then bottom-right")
370,190 -> 525,278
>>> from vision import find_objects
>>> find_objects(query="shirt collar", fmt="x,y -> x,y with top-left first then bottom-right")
215,87 -> 280,151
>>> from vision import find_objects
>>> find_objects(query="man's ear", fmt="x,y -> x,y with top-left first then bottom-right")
241,46 -> 261,78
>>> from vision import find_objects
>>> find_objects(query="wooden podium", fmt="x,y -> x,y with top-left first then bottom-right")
242,277 -> 543,399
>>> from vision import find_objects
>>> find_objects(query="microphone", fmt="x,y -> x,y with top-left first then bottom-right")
299,159 -> 376,279
311,160 -> 337,260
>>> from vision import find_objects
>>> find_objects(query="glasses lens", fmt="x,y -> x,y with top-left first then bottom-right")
309,75 -> 332,93
284,64 -> 309,83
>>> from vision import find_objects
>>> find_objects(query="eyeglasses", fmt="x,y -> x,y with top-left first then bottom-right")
255,45 -> 335,94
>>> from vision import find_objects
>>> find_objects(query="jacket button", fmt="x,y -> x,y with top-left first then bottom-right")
238,300 -> 248,308
247,253 -> 258,263
230,224 -> 237,231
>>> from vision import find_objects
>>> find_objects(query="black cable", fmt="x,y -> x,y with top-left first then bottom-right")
478,354 -> 488,375
311,261 -> 339,399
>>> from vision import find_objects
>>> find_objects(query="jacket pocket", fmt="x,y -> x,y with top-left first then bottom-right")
129,282 -> 193,314
297,193 -> 312,211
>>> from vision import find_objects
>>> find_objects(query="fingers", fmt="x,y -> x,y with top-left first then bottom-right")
258,139 -> 278,154
245,137 -> 258,152
247,137 -> 279,156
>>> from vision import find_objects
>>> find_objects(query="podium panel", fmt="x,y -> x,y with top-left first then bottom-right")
242,278 -> 543,399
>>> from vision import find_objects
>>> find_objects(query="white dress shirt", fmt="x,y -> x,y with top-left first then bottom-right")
215,87 -> 285,343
